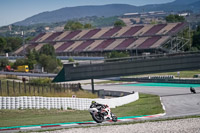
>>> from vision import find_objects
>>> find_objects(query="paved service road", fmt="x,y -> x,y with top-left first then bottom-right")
83,83 -> 200,117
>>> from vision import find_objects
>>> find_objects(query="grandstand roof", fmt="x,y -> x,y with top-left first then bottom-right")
14,22 -> 187,55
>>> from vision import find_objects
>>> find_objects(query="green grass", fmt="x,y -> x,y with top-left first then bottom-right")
112,93 -> 164,117
0,93 -> 164,127
0,80 -> 97,98
125,69 -> 200,78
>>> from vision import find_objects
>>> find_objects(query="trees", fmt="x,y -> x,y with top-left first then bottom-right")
64,21 -> 93,30
107,51 -> 129,58
0,36 -> 22,54
192,26 -> 200,50
39,44 -> 56,57
84,23 -> 92,29
0,58 -> 10,68
0,37 -> 7,54
114,20 -> 126,27
64,21 -> 83,31
165,14 -> 185,23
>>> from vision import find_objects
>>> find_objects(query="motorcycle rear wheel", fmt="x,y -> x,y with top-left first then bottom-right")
92,113 -> 104,123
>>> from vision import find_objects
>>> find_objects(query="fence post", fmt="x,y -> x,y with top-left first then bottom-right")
13,80 -> 15,95
49,83 -> 51,93
37,85 -> 40,95
29,82 -> 31,94
42,84 -> 44,94
0,80 -> 2,96
24,82 -> 26,94
19,82 -> 21,94
34,83 -> 35,96
46,84 -> 48,93
60,83 -> 62,93
7,80 -> 9,96
64,83 -> 66,92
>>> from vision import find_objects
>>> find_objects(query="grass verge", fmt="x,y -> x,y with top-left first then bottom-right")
125,69 -> 200,78
0,93 -> 164,127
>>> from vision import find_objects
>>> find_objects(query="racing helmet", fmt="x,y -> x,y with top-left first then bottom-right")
91,101 -> 96,104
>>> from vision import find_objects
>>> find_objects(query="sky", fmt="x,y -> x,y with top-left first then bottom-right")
0,0 -> 174,27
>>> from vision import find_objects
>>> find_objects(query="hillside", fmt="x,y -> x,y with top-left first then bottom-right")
14,0 -> 200,26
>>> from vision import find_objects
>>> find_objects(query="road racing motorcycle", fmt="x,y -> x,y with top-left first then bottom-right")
89,103 -> 118,123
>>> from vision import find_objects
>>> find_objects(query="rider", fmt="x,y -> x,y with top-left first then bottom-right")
90,101 -> 107,110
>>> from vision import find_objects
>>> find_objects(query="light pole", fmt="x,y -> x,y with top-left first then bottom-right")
22,31 -> 25,56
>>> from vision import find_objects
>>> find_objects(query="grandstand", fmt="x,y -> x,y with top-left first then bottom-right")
14,22 -> 188,56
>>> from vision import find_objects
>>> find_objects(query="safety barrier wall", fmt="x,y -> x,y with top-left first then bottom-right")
0,92 -> 138,110
121,77 -> 200,84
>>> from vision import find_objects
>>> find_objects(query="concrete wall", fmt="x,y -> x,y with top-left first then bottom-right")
121,78 -> 200,84
0,92 -> 139,110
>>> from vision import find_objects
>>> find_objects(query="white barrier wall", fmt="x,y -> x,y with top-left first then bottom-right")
0,92 -> 139,110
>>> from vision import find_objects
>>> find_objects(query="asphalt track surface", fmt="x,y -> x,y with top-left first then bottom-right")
83,82 -> 200,117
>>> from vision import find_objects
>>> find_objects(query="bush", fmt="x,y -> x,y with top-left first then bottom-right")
29,78 -> 52,85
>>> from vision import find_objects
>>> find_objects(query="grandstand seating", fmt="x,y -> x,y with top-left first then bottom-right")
134,25 -> 154,36
74,40 -> 95,51
14,45 -> 28,55
93,39 -> 116,51
81,29 -> 101,39
143,24 -> 167,35
167,22 -> 185,34
56,41 -> 74,53
31,33 -> 45,42
54,31 -> 71,41
114,38 -> 137,50
150,36 -> 170,48
43,32 -> 63,42
15,22 -> 187,55
127,37 -> 148,49
121,26 -> 144,37
72,30 -> 90,40
35,43 -> 45,51
137,36 -> 161,49
65,41 -> 83,52
36,32 -> 53,42
101,27 -> 121,38
105,39 -> 125,50
112,27 -> 130,37
157,23 -> 177,35
84,40 -> 105,51
62,30 -> 82,40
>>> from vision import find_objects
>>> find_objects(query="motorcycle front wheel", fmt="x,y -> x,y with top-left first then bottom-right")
92,113 -> 104,123
111,113 -> 118,122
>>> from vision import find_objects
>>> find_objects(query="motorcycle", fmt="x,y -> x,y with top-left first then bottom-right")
89,104 -> 118,123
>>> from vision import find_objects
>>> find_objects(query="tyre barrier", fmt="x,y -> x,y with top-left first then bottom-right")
0,92 -> 139,110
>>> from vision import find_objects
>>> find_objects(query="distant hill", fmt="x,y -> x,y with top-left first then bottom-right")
14,0 -> 200,26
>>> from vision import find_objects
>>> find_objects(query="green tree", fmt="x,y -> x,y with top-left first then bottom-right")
192,26 -> 200,50
0,58 -> 10,68
64,21 -> 75,30
13,58 -> 27,69
38,54 -> 59,73
107,51 -> 130,58
26,50 -> 37,69
71,22 -> 83,30
68,57 -> 74,62
165,14 -> 185,23
84,23 -> 92,29
6,37 -> 22,52
64,21 -> 84,31
114,20 -> 126,27
39,44 -> 56,57
0,37 -> 7,53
